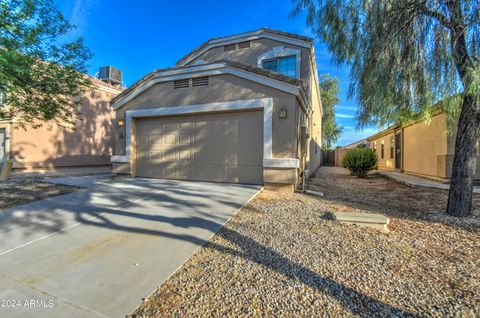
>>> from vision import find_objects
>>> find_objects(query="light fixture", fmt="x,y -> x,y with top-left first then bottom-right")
118,119 -> 125,127
279,108 -> 287,119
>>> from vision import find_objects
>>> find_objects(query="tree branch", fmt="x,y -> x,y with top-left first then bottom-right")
416,2 -> 452,29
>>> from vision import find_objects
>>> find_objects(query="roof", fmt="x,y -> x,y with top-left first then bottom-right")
89,76 -> 124,93
176,28 -> 314,66
111,59 -> 304,105
338,138 -> 369,149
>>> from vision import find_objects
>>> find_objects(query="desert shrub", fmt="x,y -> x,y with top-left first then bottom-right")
342,148 -> 378,178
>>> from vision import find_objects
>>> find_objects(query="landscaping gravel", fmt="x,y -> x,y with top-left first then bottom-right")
0,178 -> 79,210
131,167 -> 480,318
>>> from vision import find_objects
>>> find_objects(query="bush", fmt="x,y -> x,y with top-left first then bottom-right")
342,148 -> 378,178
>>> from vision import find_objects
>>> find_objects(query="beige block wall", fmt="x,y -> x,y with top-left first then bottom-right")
370,132 -> 396,170
402,113 -> 448,178
9,87 -> 118,169
113,74 -> 304,185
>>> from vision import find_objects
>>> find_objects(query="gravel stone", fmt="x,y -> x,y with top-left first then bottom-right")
131,167 -> 480,318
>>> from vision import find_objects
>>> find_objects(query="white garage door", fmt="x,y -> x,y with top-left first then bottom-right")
135,110 -> 263,184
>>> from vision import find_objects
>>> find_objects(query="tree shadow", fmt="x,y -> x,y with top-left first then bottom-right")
308,167 -> 480,231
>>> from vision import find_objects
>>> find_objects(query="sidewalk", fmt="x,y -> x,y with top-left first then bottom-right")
376,170 -> 480,194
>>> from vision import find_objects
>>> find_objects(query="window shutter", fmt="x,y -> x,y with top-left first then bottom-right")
192,77 -> 209,87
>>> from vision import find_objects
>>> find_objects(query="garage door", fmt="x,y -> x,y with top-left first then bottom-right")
135,110 -> 263,184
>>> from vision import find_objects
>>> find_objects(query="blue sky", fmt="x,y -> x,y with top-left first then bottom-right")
54,0 -> 379,146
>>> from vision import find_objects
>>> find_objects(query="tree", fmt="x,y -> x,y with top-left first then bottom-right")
292,0 -> 479,217
0,0 -> 93,128
320,74 -> 343,149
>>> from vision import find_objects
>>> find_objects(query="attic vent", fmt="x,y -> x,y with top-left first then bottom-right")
173,79 -> 190,89
224,44 -> 236,52
237,41 -> 251,49
192,77 -> 209,87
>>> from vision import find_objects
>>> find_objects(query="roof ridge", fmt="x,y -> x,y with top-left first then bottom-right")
176,28 -> 313,66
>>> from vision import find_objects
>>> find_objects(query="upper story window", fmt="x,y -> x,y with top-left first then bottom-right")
257,46 -> 301,79
261,55 -> 296,78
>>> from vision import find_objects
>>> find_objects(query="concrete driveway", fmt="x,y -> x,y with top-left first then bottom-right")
0,177 -> 261,317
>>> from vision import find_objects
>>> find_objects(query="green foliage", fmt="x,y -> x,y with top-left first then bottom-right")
320,74 -> 343,149
342,148 -> 378,178
291,0 -> 479,128
0,0 -> 93,127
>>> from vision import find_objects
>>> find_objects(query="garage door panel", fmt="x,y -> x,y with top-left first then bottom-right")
135,111 -> 263,184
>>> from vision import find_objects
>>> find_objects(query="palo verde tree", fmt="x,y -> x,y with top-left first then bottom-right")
320,74 -> 343,149
0,0 -> 93,128
292,0 -> 479,217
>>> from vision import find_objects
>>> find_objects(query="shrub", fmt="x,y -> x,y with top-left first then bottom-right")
342,148 -> 378,178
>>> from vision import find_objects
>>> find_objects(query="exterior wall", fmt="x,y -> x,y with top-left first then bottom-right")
8,86 -> 120,169
370,131 -> 396,170
307,71 -> 322,172
403,113 -> 448,178
335,148 -> 349,167
185,36 -> 322,176
368,112 -> 480,180
186,38 -> 312,83
113,73 -> 302,185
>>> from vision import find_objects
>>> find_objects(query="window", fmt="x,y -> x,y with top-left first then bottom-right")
390,135 -> 395,159
0,87 -> 6,106
261,55 -> 296,78
381,140 -> 385,159
373,141 -> 377,152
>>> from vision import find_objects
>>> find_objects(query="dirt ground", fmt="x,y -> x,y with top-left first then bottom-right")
131,167 -> 480,318
0,178 -> 79,210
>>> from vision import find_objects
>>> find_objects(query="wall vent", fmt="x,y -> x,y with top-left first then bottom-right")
224,43 -> 236,52
192,77 -> 209,87
237,41 -> 251,49
173,79 -> 190,89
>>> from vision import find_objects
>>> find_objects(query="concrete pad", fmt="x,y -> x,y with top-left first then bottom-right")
0,178 -> 261,317
332,212 -> 390,233
377,170 -> 480,193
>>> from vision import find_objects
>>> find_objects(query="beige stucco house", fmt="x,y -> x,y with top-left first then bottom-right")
111,28 -> 323,191
0,78 -> 122,171
368,110 -> 480,180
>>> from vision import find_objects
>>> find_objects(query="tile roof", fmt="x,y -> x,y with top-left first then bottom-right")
111,59 -> 304,104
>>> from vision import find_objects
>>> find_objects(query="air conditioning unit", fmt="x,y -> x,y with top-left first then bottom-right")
98,66 -> 122,84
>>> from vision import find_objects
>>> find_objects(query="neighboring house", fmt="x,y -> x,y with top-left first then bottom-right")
368,110 -> 480,180
334,138 -> 369,167
111,28 -> 323,191
0,77 -> 122,171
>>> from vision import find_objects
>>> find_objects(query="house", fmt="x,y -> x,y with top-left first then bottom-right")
334,138 -> 369,167
111,28 -> 323,191
0,77 -> 122,173
367,110 -> 480,180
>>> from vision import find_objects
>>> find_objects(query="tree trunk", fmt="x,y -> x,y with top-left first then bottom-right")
446,95 -> 480,217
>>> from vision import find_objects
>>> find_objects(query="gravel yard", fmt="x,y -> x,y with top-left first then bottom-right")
0,178 -> 79,209
131,167 -> 480,317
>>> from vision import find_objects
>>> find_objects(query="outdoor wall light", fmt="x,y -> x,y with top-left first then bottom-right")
279,108 -> 287,119
117,119 -> 125,127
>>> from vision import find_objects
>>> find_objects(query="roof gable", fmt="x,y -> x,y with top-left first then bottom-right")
176,28 -> 313,66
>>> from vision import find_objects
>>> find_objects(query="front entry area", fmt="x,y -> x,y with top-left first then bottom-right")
135,111 -> 264,184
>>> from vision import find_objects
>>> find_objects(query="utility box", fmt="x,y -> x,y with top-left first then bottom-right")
99,66 -> 122,85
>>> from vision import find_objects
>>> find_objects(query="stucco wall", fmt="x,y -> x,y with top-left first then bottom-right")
113,73 -> 303,184
402,113 -> 448,178
186,37 -> 322,175
370,132 -> 396,170
9,87 -> 119,169
186,38 -> 312,83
